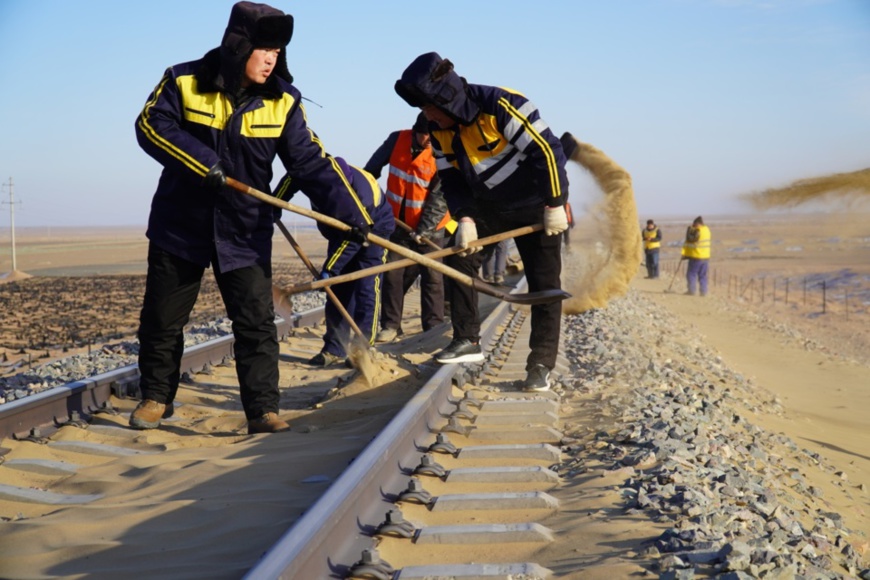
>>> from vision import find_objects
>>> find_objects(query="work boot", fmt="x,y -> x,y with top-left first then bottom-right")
308,351 -> 343,366
435,338 -> 484,364
523,364 -> 551,392
493,275 -> 505,284
375,328 -> 399,343
129,399 -> 168,430
247,412 -> 290,434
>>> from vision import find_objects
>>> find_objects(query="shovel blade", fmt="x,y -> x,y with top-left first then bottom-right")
501,288 -> 572,306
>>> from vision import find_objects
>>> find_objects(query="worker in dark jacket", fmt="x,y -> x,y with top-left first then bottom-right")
395,52 -> 570,392
131,1 -> 372,434
364,113 -> 456,342
276,158 -> 395,365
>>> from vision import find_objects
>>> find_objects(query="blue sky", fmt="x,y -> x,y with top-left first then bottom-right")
0,0 -> 868,228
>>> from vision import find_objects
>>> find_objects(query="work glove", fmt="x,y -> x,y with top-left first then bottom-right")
316,270 -> 329,292
543,205 -> 569,236
346,223 -> 371,246
203,162 -> 227,190
455,218 -> 481,256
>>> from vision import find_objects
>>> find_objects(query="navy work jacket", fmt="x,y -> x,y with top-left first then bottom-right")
135,53 -> 372,272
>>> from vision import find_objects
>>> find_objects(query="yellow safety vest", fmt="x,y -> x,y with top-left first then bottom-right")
681,225 -> 711,259
642,227 -> 660,250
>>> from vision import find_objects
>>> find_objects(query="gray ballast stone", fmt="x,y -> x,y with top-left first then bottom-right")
461,426 -> 563,445
432,491 -> 559,511
398,562 -> 552,579
458,443 -> 561,461
447,466 -> 559,483
2,458 -> 79,476
0,483 -> 102,505
415,523 -> 554,544
48,440 -> 159,457
471,411 -> 559,427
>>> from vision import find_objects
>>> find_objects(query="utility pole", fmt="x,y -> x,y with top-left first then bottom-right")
1,177 -> 20,273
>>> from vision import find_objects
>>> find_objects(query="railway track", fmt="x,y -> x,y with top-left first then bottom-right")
0,277 -> 574,579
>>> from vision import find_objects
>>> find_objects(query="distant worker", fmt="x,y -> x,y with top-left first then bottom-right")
642,219 -> 661,279
364,113 -> 456,343
681,216 -> 711,296
281,158 -> 395,365
481,240 -> 508,284
394,52 -> 570,392
131,2 -> 373,434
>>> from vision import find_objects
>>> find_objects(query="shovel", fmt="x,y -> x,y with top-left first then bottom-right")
277,224 -> 540,295
275,220 -> 370,349
664,257 -> 685,293
226,177 -> 570,307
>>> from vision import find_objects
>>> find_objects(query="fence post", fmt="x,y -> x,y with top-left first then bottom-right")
822,280 -> 826,314
761,278 -> 765,303
845,290 -> 849,320
785,278 -> 789,305
772,278 -> 776,304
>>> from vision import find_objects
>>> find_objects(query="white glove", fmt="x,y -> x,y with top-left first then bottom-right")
455,218 -> 481,256
543,205 -> 569,236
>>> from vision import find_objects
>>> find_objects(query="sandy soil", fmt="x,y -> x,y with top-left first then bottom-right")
0,212 -> 868,578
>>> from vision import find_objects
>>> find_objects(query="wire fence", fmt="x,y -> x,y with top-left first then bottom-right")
660,259 -> 870,320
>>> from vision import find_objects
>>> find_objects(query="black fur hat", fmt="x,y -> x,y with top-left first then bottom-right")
218,2 -> 294,91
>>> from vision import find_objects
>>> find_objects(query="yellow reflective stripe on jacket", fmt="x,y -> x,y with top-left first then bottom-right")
356,165 -> 383,207
497,97 -> 561,199
328,156 -> 373,225
241,93 -> 294,138
326,240 -> 350,271
681,225 -> 711,259
137,73 -> 210,176
177,76 -> 232,130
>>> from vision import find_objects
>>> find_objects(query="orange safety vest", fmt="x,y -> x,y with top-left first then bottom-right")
386,130 -> 452,231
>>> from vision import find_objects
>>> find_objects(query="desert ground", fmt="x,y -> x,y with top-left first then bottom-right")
0,211 -> 868,577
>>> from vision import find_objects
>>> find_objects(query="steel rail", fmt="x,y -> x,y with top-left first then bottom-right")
0,307 -> 325,442
244,279 -> 527,579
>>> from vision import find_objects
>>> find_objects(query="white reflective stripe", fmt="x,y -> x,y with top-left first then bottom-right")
483,153 -> 525,188
503,116 -> 523,142
385,189 -> 425,208
474,147 -> 514,172
502,101 -> 537,141
514,119 -> 550,152
385,190 -> 404,205
388,165 -> 431,188
435,157 -> 452,170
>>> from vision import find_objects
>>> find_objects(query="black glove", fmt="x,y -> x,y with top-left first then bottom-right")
346,224 -> 371,246
203,162 -> 227,190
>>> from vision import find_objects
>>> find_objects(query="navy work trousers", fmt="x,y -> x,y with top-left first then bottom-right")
137,244 -> 279,420
445,204 -> 562,371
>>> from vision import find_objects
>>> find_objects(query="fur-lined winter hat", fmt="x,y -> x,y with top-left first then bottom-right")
218,2 -> 294,91
395,52 -> 479,126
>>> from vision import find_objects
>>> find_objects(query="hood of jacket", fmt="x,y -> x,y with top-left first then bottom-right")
394,52 -> 479,126
198,1 -> 294,96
